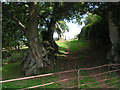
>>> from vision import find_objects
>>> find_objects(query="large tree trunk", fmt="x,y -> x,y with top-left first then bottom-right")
42,3 -> 60,55
23,38 -> 51,76
22,3 -> 51,76
107,10 -> 120,69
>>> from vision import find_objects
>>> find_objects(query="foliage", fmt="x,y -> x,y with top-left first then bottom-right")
58,20 -> 69,33
84,13 -> 102,25
2,3 -> 29,50
39,2 -> 88,41
2,2 -> 88,48
2,2 -> 120,88
2,2 -> 90,49
78,13 -> 110,46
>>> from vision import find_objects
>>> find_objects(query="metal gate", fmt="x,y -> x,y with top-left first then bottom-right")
0,64 -> 120,89
77,64 -> 120,88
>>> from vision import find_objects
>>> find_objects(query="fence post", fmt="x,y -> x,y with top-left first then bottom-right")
42,77 -> 45,90
77,69 -> 80,88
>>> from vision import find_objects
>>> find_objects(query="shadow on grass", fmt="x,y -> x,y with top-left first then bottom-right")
2,55 -> 66,88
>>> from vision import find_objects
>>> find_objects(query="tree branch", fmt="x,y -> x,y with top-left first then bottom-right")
13,16 -> 26,32
55,22 -> 63,36
38,14 -> 49,27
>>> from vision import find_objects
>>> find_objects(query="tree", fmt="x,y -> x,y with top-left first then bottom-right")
92,2 -> 120,67
2,3 -> 25,50
3,2 -> 86,75
39,2 -> 87,44
78,12 -> 110,46
3,2 -> 106,76
106,2 -> 120,68
39,2 -> 88,63
3,2 -> 52,76
77,2 -> 120,68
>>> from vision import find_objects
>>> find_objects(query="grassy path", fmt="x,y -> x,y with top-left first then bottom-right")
56,40 -> 90,88
56,41 -> 77,88
56,40 -> 119,88
2,40 -> 119,88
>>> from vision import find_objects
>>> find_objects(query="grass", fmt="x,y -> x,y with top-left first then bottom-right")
2,61 -> 23,80
2,41 -> 70,89
2,40 -> 120,89
6,75 -> 59,88
80,77 -> 100,88
69,40 -> 79,52
56,41 -> 69,53
69,40 -> 89,52
72,70 -> 100,88
2,76 -> 59,88
72,70 -> 120,88
104,73 -> 120,88
2,49 -> 27,65
2,61 -> 60,88
56,40 -> 89,53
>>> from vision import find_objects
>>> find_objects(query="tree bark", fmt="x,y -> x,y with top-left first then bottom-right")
21,2 -> 51,76
46,18 -> 59,51
107,11 -> 120,69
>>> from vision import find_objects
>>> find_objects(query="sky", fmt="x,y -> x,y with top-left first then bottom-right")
53,20 -> 85,40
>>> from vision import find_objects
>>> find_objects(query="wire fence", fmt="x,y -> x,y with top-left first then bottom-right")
1,64 -> 120,89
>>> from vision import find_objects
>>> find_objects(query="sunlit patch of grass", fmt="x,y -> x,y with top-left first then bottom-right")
56,40 -> 89,53
56,41 -> 69,53
68,40 -> 89,53
69,40 -> 79,52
